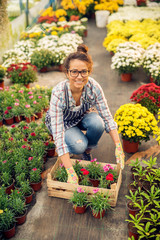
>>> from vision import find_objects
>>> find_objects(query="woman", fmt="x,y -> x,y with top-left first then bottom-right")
45,44 -> 124,184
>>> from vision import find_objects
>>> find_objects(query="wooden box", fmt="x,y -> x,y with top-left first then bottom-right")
47,158 -> 122,207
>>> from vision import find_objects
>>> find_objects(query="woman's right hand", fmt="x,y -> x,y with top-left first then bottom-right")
66,167 -> 79,184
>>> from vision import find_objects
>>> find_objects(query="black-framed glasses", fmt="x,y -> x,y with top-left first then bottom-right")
68,69 -> 89,77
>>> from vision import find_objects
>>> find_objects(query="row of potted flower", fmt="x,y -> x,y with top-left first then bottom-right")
110,42 -> 160,85
0,84 -> 52,125
0,120 -> 56,238
125,156 -> 160,240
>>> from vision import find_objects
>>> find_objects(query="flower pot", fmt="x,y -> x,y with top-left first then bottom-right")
43,107 -> 49,112
35,112 -> 43,119
5,180 -> 15,195
128,222 -> 139,240
3,224 -> 16,239
122,139 -> 139,153
89,178 -> 100,187
73,205 -> 86,214
25,189 -> 34,204
30,180 -> 42,192
14,115 -> 23,123
121,73 -> 132,82
43,153 -> 47,163
136,0 -> 146,6
47,148 -> 55,157
127,201 -> 139,217
92,209 -> 105,219
39,67 -> 48,73
24,83 -> 30,88
25,116 -> 35,123
4,117 -> 14,125
0,119 -> 3,126
0,80 -> 4,89
15,210 -> 27,225
83,29 -> 88,37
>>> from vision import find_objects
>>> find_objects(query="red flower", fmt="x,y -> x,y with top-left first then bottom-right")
19,73 -> 22,76
31,132 -> 36,136
24,138 -> 28,142
22,145 -> 27,148
28,157 -> 33,161
80,168 -> 87,172
82,170 -> 89,175
4,110 -> 9,114
11,125 -> 16,128
106,173 -> 114,181
32,168 -> 37,171
23,126 -> 29,130
9,137 -> 13,141
45,142 -> 49,146
7,106 -> 12,110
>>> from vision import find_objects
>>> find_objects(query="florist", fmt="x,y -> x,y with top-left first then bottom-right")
45,44 -> 125,185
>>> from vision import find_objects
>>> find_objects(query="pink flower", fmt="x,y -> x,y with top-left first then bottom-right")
22,145 -> 27,148
11,94 -> 14,97
25,104 -> 30,108
28,157 -> 33,161
29,95 -> 33,99
11,125 -> 16,128
32,168 -> 37,171
77,187 -> 85,193
15,99 -> 19,102
3,160 -> 7,163
96,162 -> 99,164
14,102 -> 19,106
28,91 -> 33,94
93,188 -> 99,194
60,163 -> 64,167
18,90 -> 24,93
103,165 -> 109,172
90,158 -> 97,162
0,87 -> 3,90
33,101 -> 37,104
78,160 -> 82,162
38,96 -> 42,99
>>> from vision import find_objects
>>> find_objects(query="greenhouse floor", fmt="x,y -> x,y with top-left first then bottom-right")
4,18 -> 160,240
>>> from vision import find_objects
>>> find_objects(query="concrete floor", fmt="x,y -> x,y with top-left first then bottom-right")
4,18 -> 160,240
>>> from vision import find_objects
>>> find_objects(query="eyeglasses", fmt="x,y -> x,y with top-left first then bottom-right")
68,69 -> 89,77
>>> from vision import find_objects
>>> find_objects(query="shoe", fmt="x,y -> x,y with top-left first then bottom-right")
82,152 -> 92,161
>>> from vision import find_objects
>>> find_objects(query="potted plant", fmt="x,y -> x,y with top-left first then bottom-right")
19,181 -> 34,204
86,159 -> 103,187
6,63 -> 37,87
29,168 -> 42,192
23,103 -> 36,123
114,103 -> 160,153
130,83 -> 160,115
54,164 -> 68,182
0,172 -> 15,195
44,141 -> 56,157
87,188 -> 111,219
0,65 -> 6,89
12,102 -> 24,123
125,189 -> 142,217
69,187 -> 88,214
0,208 -> 16,239
111,42 -> 144,82
3,107 -> 14,125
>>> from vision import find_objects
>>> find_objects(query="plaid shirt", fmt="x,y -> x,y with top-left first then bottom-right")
49,77 -> 117,156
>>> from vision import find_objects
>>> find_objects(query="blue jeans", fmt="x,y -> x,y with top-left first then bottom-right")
65,112 -> 105,155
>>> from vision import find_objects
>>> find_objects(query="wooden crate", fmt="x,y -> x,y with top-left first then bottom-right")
47,158 -> 122,207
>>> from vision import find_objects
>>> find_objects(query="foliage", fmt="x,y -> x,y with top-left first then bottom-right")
0,208 -> 15,231
54,164 -> 68,182
30,49 -> 55,70
69,187 -> 88,207
114,103 -> 160,144
130,83 -> 160,115
86,158 -> 103,179
8,197 -> 26,217
0,65 -> 6,81
19,181 -> 32,196
29,168 -> 41,183
6,63 -> 37,84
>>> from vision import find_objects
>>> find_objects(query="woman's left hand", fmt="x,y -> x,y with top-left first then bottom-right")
115,142 -> 125,169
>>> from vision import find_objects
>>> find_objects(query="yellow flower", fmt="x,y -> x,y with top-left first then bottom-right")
0,209 -> 3,214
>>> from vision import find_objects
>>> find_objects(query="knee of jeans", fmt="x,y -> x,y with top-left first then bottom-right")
69,139 -> 88,155
89,115 -> 105,132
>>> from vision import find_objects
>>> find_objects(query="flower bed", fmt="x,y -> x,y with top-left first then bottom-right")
47,158 -> 122,207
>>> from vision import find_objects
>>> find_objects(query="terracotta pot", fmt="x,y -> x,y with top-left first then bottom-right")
127,201 -> 139,217
43,107 -> 49,112
35,112 -> 43,119
14,115 -> 23,123
30,180 -> 42,192
47,148 -> 55,157
89,178 -> 100,187
83,29 -> 88,37
73,205 -> 86,214
136,0 -> 146,6
121,73 -> 132,82
15,210 -> 27,225
43,153 -> 47,163
128,222 -> 139,240
25,189 -> 34,204
0,80 -> 4,89
3,224 -> 16,239
122,139 -> 139,153
4,117 -> 14,125
24,83 -> 30,88
0,120 -> 3,126
25,116 -> 35,123
92,209 -> 105,219
5,180 -> 15,195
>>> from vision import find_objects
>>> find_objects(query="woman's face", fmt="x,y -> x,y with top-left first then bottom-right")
67,59 -> 90,91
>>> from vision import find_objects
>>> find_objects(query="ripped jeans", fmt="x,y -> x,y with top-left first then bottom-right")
65,112 -> 105,155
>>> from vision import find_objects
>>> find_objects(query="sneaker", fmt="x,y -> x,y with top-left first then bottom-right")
82,152 -> 92,161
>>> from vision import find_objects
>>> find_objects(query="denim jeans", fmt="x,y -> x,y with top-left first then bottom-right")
65,112 -> 105,155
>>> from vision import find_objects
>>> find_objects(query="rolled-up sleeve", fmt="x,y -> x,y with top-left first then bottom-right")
94,83 -> 117,133
50,91 -> 69,156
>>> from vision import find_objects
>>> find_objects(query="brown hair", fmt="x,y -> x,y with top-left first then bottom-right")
63,44 -> 93,73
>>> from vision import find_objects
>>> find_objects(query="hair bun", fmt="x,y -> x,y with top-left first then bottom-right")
77,44 -> 88,54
